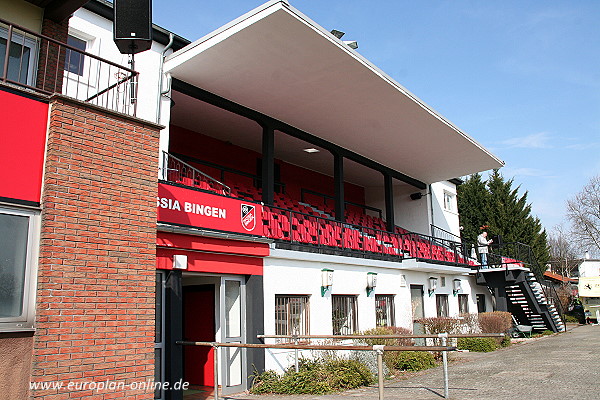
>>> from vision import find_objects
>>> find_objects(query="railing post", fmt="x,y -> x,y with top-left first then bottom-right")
294,335 -> 299,373
439,333 -> 449,399
373,345 -> 385,400
2,25 -> 13,82
213,344 -> 219,400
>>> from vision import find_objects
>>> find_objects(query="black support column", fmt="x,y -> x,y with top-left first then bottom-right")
261,124 -> 275,205
383,172 -> 395,232
165,270 -> 183,400
333,152 -> 345,222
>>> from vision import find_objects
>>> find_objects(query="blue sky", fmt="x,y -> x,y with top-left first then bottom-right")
152,0 -> 600,232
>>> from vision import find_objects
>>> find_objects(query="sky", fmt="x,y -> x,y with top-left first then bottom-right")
152,0 -> 600,233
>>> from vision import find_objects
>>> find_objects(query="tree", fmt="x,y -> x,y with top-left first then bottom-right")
547,225 -> 579,277
456,173 -> 489,244
566,175 -> 600,256
457,170 -> 550,275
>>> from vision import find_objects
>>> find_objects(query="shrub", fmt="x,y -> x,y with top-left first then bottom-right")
564,314 -> 579,323
478,312 -> 512,334
457,337 -> 498,352
416,317 -> 462,335
541,330 -> 554,336
356,327 -> 413,371
500,335 -> 511,347
459,313 -> 481,333
249,356 -> 374,395
393,351 -> 436,371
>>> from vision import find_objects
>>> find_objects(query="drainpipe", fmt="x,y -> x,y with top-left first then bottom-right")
428,184 -> 435,236
156,33 -> 174,124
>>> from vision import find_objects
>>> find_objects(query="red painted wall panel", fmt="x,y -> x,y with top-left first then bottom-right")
156,247 -> 263,275
0,90 -> 48,203
157,231 -> 269,257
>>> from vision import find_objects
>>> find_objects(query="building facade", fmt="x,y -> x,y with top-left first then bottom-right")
1,1 -> 508,399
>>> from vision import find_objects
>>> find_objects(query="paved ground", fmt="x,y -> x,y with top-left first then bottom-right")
229,324 -> 600,400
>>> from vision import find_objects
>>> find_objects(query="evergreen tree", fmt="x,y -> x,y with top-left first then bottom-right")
457,170 -> 550,275
456,173 -> 489,244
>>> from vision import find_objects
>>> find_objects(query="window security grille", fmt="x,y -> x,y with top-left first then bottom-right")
332,295 -> 358,335
375,295 -> 395,327
275,295 -> 310,337
458,294 -> 469,314
436,294 -> 449,317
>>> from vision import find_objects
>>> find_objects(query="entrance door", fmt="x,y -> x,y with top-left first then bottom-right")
410,285 -> 425,344
183,285 -> 216,387
220,277 -> 246,394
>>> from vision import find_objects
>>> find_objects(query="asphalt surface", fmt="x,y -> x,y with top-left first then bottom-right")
230,324 -> 599,400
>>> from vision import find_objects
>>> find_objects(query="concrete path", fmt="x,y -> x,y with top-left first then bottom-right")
230,325 -> 600,400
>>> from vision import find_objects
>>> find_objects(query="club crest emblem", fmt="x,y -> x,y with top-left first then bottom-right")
241,204 -> 256,231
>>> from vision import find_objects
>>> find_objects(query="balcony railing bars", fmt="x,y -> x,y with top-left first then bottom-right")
431,224 -> 462,243
1,18 -> 138,116
162,151 -> 231,195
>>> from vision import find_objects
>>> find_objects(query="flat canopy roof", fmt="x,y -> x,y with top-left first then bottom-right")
164,0 -> 503,185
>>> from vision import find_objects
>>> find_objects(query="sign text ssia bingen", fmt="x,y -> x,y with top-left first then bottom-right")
157,197 -> 227,219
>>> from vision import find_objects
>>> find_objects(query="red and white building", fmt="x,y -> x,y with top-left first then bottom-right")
1,1 -> 510,399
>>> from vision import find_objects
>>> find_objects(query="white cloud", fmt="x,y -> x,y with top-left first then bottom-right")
500,132 -> 552,149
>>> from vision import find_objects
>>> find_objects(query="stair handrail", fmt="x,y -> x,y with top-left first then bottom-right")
162,151 -> 231,195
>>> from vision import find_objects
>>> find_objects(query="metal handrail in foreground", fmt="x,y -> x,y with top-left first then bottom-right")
258,333 -> 505,339
177,337 -> 459,400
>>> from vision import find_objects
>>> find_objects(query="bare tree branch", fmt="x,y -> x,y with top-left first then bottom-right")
567,175 -> 600,255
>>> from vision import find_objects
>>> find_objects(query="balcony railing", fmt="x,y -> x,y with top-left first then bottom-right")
1,18 -> 138,116
162,151 -> 231,195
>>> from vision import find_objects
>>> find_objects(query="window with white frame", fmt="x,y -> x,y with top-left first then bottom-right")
375,295 -> 395,327
443,191 -> 456,212
0,207 -> 39,332
64,34 -> 87,76
332,295 -> 358,335
275,295 -> 310,337
0,27 -> 38,86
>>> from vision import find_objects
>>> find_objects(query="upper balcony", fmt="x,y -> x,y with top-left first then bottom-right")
1,17 -> 138,116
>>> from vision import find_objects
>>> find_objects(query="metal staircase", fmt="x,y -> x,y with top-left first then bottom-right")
476,267 -> 565,332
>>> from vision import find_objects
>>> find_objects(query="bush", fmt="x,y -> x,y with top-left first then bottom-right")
416,317 -> 462,335
250,356 -> 374,394
541,330 -> 554,336
457,337 -> 498,352
393,351 -> 436,371
500,335 -> 511,347
478,312 -> 512,334
564,314 -> 579,323
356,326 -> 414,371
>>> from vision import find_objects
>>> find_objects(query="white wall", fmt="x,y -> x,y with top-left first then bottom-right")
262,249 -> 481,372
430,181 -> 460,237
579,260 -> 600,278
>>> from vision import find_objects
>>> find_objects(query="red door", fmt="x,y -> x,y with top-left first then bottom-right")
183,285 -> 216,386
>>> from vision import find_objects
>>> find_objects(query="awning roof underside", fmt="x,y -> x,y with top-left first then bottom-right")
164,0 -> 503,185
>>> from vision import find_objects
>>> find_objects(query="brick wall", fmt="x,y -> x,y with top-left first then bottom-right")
31,97 -> 161,399
36,18 -> 69,92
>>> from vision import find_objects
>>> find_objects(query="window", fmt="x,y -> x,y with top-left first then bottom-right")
0,28 -> 38,86
332,295 -> 358,335
476,294 -> 486,313
0,207 -> 39,332
458,294 -> 469,314
440,276 -> 446,287
375,295 -> 395,327
275,295 -> 310,336
436,294 -> 449,317
64,34 -> 87,76
443,191 -> 456,212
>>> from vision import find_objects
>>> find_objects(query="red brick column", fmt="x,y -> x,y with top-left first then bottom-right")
31,97 -> 161,399
36,18 -> 69,93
